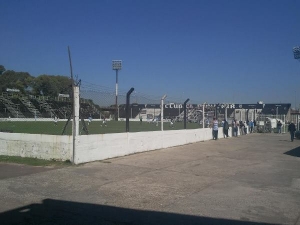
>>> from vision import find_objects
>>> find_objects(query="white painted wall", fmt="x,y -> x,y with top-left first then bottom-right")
0,132 -> 72,161
0,127 -> 230,164
74,127 -> 227,164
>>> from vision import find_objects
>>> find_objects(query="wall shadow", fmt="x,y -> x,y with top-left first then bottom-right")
284,146 -> 300,157
0,199 -> 277,225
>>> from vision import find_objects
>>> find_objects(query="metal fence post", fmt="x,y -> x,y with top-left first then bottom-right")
161,94 -> 167,131
126,88 -> 134,132
183,98 -> 190,129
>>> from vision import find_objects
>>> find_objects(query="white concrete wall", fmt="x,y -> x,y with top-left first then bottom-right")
0,133 -> 72,161
74,127 -> 226,164
0,127 -> 229,164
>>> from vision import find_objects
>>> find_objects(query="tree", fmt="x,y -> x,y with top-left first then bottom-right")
0,65 -> 5,75
0,70 -> 32,93
33,75 -> 72,97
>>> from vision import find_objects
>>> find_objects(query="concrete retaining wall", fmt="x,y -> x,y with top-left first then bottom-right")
0,132 -> 72,161
0,127 -> 228,164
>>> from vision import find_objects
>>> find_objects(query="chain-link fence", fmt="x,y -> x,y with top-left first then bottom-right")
0,80 -> 296,135
0,81 -> 204,134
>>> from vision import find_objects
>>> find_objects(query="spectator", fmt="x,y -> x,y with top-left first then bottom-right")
244,121 -> 248,134
232,119 -> 238,137
253,120 -> 257,132
249,120 -> 254,133
239,121 -> 245,135
211,117 -> 219,140
223,119 -> 229,138
288,121 -> 296,142
277,120 -> 282,134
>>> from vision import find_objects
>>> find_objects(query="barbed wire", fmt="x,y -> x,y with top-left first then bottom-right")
79,80 -> 190,107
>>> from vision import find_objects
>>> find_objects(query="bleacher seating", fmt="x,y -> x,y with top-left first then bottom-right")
30,99 -> 51,118
0,92 -> 293,122
0,95 -> 25,118
10,98 -> 33,118
164,108 -> 183,119
0,101 -> 10,118
261,104 -> 291,115
80,102 -> 101,119
118,104 -> 145,119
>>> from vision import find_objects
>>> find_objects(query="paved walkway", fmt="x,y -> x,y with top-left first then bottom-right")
0,133 -> 300,225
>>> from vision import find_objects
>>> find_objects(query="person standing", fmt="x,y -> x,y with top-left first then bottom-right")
288,121 -> 296,142
277,120 -> 282,134
244,121 -> 248,135
249,120 -> 254,133
253,120 -> 257,132
232,119 -> 238,137
211,117 -> 219,140
170,118 -> 174,128
239,121 -> 244,135
101,117 -> 107,127
223,119 -> 229,138
54,116 -> 58,126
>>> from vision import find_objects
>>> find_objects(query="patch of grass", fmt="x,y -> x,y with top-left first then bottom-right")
0,155 -> 72,167
0,120 -> 202,135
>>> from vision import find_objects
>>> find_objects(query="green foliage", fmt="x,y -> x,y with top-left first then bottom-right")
0,66 -> 72,97
0,70 -> 32,93
0,155 -> 72,166
0,65 -> 5,75
33,74 -> 72,96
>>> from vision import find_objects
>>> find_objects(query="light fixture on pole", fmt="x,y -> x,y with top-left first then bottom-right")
161,94 -> 167,131
293,46 -> 300,61
112,60 -> 122,121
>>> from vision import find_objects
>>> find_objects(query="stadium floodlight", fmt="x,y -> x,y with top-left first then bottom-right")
112,60 -> 122,121
112,60 -> 122,70
161,94 -> 167,131
293,46 -> 300,60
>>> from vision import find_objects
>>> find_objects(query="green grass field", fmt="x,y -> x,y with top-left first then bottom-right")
0,120 -> 203,135
0,155 -> 72,166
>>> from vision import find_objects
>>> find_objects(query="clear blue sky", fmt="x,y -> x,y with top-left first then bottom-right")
1,0 -> 300,106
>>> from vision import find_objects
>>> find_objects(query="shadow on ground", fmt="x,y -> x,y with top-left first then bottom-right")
0,199 -> 277,225
284,146 -> 300,157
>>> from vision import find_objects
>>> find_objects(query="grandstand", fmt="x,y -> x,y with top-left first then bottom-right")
0,92 -> 292,126
0,92 -> 103,120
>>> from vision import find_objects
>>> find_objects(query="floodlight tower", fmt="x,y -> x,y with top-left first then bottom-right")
112,60 -> 122,121
293,47 -> 300,110
293,46 -> 300,61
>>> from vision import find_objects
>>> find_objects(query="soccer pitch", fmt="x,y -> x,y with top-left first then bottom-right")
0,120 -> 203,135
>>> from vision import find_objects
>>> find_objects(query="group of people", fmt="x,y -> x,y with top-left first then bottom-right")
211,118 -> 257,140
211,117 -> 298,142
276,119 -> 297,142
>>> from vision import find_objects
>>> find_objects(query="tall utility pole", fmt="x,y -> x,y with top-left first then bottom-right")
112,60 -> 122,121
293,46 -> 300,127
202,102 -> 206,129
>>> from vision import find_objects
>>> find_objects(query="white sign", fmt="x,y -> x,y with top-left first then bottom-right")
6,88 -> 20,92
58,94 -> 70,98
